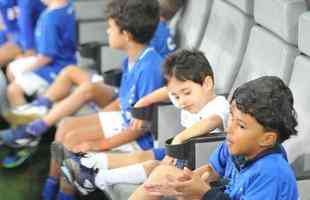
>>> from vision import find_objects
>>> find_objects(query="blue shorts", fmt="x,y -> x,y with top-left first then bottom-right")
152,148 -> 166,161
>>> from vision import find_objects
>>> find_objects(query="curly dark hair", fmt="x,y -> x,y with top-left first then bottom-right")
105,0 -> 159,44
163,49 -> 214,85
231,76 -> 298,143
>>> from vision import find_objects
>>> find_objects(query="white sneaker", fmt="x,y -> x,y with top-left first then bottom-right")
3,104 -> 49,126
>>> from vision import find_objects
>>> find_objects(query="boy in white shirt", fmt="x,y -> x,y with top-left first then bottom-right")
59,49 -> 230,196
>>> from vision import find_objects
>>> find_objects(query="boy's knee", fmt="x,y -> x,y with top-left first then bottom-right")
7,82 -> 22,95
77,83 -> 97,100
61,65 -> 79,77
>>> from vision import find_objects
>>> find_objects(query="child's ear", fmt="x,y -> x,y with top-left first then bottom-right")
123,31 -> 134,42
259,132 -> 278,147
203,76 -> 214,90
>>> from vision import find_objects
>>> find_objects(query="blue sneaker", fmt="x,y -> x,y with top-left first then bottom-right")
61,155 -> 97,195
1,147 -> 35,168
0,126 -> 41,148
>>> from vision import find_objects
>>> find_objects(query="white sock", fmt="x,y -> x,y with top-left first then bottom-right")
95,163 -> 147,190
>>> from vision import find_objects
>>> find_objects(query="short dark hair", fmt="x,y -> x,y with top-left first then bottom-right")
159,0 -> 184,21
106,0 -> 159,44
231,76 -> 298,143
163,49 -> 214,85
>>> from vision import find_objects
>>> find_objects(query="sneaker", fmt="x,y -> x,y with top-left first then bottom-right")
1,147 -> 36,168
0,126 -> 41,148
3,104 -> 48,126
61,155 -> 97,195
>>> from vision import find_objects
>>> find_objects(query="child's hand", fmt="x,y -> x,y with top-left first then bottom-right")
194,164 -> 219,183
171,136 -> 184,145
144,167 -> 210,199
161,155 -> 176,165
130,119 -> 151,132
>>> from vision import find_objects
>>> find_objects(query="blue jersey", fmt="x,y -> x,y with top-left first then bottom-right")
0,0 -> 19,43
209,143 -> 299,200
34,3 -> 77,83
0,30 -> 7,45
150,20 -> 176,58
118,47 -> 164,150
17,0 -> 46,51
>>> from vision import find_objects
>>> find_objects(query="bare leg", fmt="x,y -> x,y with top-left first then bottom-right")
107,150 -> 155,169
59,176 -> 76,196
7,81 -> 26,107
43,82 -> 115,126
43,65 -> 91,102
0,42 -> 21,68
57,114 -> 104,149
129,165 -> 183,200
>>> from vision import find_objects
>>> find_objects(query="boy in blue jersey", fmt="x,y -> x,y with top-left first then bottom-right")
0,0 -> 21,65
15,0 -> 46,57
0,0 -> 46,66
129,76 -> 299,200
55,49 -> 229,197
0,0 -> 181,138
5,0 -> 76,108
37,0 -> 163,199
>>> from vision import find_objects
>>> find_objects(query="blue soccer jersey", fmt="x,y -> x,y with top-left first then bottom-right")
150,20 -> 176,58
118,47 -> 164,150
209,143 -> 299,200
34,3 -> 77,83
0,0 -> 19,43
17,0 -> 46,51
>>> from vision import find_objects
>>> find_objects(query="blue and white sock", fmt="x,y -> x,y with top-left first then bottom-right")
26,120 -> 49,137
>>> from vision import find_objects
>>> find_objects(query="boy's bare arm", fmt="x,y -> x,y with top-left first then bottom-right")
135,86 -> 169,107
102,98 -> 121,112
24,54 -> 52,71
172,115 -> 223,144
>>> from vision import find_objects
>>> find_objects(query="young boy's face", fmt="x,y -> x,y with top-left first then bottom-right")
167,76 -> 213,113
226,102 -> 273,160
106,18 -> 128,50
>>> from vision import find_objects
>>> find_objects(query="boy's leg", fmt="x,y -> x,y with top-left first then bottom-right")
58,114 -> 104,150
43,65 -> 91,102
129,165 -> 183,200
0,42 -> 21,67
7,81 -> 27,107
58,176 -> 76,200
43,82 -> 116,127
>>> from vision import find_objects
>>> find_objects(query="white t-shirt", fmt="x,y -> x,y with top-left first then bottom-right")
180,96 -> 229,132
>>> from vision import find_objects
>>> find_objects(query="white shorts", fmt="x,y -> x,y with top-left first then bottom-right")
98,111 -> 141,152
9,57 -> 49,96
8,56 -> 37,78
15,72 -> 49,96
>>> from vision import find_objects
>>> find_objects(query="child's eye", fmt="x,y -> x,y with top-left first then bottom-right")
239,124 -> 246,129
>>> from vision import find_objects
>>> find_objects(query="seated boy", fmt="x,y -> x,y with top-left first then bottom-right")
5,0 -> 76,108
0,0 -> 46,66
0,0 -> 21,65
5,0 -> 181,125
37,0 -> 164,199
128,76 -> 299,200
1,0 -> 181,136
56,49 -> 229,197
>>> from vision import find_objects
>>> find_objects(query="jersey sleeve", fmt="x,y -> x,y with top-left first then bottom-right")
209,142 -> 229,177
